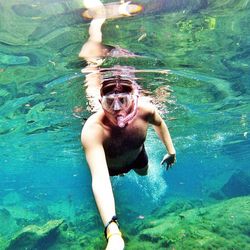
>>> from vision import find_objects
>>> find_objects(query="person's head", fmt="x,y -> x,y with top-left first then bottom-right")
100,75 -> 139,128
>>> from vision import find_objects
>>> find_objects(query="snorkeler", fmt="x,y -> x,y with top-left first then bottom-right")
80,1 -> 176,249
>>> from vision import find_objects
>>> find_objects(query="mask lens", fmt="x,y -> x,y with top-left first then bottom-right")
101,93 -> 132,112
101,95 -> 115,112
117,94 -> 130,107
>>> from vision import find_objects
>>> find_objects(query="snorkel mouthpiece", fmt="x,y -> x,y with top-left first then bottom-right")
116,95 -> 138,128
117,116 -> 126,128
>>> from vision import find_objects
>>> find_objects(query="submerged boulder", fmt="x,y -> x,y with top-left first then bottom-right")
210,170 -> 250,199
0,208 -> 18,237
6,219 -> 64,250
133,197 -> 250,250
141,0 -> 208,14
221,170 -> 250,198
2,192 -> 22,206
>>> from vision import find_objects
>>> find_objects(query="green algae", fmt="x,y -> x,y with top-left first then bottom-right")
0,208 -> 18,238
127,196 -> 250,249
6,219 -> 64,250
12,4 -> 42,17
0,196 -> 249,249
0,52 -> 30,66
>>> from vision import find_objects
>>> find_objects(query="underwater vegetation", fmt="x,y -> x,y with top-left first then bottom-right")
1,166 -> 250,250
128,196 -> 250,250
0,195 -> 249,249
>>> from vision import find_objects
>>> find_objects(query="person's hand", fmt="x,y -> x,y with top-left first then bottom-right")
105,234 -> 125,250
161,153 -> 176,170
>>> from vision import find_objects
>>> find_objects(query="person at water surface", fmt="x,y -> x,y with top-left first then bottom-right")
80,1 -> 176,249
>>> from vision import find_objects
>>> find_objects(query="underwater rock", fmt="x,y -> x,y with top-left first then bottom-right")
47,200 -> 76,222
12,4 -> 41,17
2,192 -> 22,206
209,190 -> 225,200
152,199 -> 195,219
221,170 -> 250,198
6,205 -> 39,224
210,170 -> 250,199
0,235 -> 8,250
141,0 -> 208,14
136,197 -> 250,250
0,208 -> 18,236
208,0 -> 250,10
6,219 -> 64,250
29,10 -> 83,41
0,52 -> 30,65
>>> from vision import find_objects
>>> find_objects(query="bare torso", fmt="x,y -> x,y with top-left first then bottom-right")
103,116 -> 148,169
82,99 -> 156,175
93,105 -> 150,171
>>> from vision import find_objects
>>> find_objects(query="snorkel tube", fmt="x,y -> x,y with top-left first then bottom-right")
117,93 -> 139,128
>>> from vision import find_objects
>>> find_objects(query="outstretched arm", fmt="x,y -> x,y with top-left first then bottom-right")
148,105 -> 176,169
82,126 -> 115,225
81,121 -> 124,249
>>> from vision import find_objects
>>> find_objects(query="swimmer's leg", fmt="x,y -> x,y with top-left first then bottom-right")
133,165 -> 148,176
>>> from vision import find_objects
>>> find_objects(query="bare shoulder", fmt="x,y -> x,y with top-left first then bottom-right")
138,98 -> 156,116
137,98 -> 162,125
81,112 -> 104,147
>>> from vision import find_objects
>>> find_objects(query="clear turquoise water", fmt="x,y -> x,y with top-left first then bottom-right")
0,0 -> 249,249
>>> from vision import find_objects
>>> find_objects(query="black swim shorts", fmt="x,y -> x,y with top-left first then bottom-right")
108,146 -> 148,176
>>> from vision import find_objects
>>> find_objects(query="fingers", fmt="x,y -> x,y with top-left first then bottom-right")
166,160 -> 175,170
166,164 -> 170,170
161,154 -> 169,165
161,154 -> 176,170
167,163 -> 173,170
166,163 -> 171,170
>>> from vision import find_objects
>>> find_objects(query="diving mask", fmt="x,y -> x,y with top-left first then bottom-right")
100,75 -> 139,128
101,92 -> 133,113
